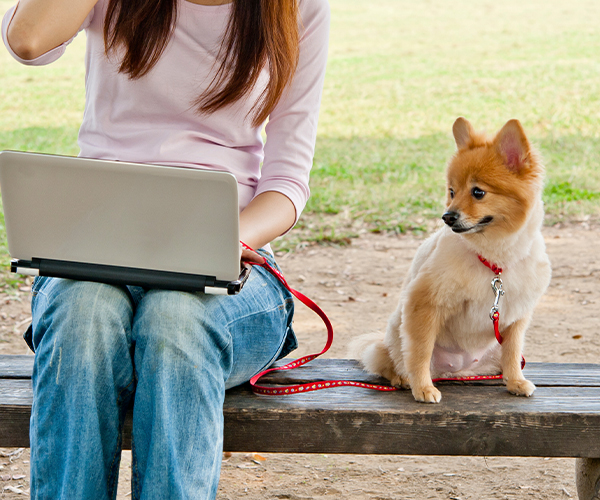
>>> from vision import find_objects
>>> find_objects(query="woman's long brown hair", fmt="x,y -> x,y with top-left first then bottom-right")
104,0 -> 300,126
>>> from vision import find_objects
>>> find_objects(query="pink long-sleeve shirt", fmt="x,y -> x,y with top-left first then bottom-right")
2,0 -> 330,221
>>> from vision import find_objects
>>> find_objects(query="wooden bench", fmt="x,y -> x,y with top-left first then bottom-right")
2,355 -> 600,499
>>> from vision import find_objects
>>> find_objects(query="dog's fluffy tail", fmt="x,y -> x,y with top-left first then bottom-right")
348,332 -> 393,378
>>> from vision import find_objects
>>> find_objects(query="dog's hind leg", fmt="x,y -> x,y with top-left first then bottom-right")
350,333 -> 408,388
365,340 -> 407,388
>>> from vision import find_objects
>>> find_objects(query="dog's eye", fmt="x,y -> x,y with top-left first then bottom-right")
449,188 -> 455,199
471,187 -> 486,200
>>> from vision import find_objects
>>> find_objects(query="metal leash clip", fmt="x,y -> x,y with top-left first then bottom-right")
490,276 -> 504,320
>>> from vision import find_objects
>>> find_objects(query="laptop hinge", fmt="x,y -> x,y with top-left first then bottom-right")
11,259 -> 40,276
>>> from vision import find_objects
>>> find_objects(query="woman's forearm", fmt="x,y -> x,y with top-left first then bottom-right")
239,191 -> 296,251
6,0 -> 97,60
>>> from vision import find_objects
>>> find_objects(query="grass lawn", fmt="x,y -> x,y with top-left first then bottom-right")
1,0 -> 600,262
305,0 -> 600,242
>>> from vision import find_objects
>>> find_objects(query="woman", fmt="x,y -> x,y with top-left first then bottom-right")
2,0 -> 330,498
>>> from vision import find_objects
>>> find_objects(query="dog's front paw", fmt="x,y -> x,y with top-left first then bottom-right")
411,385 -> 442,403
506,378 -> 536,397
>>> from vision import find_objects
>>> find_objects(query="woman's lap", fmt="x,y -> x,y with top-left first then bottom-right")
27,256 -> 296,499
29,256 -> 296,389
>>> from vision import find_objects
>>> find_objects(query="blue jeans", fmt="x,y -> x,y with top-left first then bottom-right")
27,253 -> 296,500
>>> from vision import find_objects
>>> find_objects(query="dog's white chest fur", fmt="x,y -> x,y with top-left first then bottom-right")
395,201 -> 550,379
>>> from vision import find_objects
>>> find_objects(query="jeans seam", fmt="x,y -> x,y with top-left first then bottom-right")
107,432 -> 123,499
132,436 -> 140,500
31,291 -> 50,353
107,377 -> 135,499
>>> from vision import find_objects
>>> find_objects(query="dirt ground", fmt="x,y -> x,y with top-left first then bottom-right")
1,220 -> 598,499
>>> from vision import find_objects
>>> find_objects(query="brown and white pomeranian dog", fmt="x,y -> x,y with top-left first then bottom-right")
353,118 -> 551,403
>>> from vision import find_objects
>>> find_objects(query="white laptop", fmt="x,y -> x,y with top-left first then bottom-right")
0,151 -> 251,295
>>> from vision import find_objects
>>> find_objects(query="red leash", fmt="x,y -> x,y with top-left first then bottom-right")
243,243 -> 521,395
242,242 -> 397,395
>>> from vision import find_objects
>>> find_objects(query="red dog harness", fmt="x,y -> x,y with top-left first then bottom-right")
243,242 -> 522,395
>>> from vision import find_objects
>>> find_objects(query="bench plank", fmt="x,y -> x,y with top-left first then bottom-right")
2,357 -> 600,458
263,359 -> 600,388
0,354 -> 34,379
2,356 -> 600,386
223,384 -> 600,457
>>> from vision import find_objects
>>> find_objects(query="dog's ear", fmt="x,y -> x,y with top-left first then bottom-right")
494,119 -> 531,173
452,117 -> 476,150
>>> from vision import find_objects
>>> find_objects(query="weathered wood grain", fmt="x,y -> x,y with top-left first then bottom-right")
2,356 -> 600,458
0,354 -> 34,379
222,384 -> 600,456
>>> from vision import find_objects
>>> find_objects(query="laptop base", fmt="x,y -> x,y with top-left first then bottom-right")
12,258 -> 251,295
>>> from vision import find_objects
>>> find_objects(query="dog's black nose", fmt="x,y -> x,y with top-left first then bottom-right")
442,211 -> 459,226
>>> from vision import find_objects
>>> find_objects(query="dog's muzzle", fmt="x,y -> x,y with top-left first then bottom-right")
442,211 -> 459,227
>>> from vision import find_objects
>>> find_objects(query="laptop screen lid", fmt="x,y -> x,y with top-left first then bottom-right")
0,151 -> 247,294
